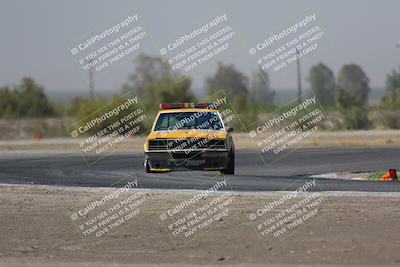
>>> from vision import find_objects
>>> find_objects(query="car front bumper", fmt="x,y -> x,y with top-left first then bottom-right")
145,149 -> 230,170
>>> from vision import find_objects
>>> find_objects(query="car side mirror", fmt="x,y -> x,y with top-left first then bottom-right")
227,127 -> 233,132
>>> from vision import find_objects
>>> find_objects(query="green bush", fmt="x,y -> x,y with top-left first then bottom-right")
380,89 -> 400,129
336,89 -> 370,130
381,112 -> 400,129
0,77 -> 55,118
68,94 -> 150,137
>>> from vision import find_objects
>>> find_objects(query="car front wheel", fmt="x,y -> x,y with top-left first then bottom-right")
145,160 -> 154,173
221,151 -> 234,175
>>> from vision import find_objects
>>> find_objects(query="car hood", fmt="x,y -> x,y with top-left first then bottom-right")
147,129 -> 227,140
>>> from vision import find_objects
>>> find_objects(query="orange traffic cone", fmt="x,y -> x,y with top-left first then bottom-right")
35,132 -> 42,142
381,169 -> 397,181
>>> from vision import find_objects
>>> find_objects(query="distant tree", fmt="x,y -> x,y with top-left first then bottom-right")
206,62 -> 249,99
15,77 -> 55,117
384,66 -> 400,94
379,67 -> 400,128
381,67 -> 400,110
250,68 -> 274,106
0,77 -> 55,118
123,53 -> 177,96
381,88 -> 400,109
122,54 -> 194,111
206,62 -> 256,130
68,95 -> 150,136
0,86 -> 18,117
308,63 -> 336,106
337,64 -> 370,106
337,89 -> 370,129
142,77 -> 194,108
67,96 -> 108,119
380,90 -> 400,129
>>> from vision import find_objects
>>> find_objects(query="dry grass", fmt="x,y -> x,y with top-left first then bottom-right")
0,130 -> 399,153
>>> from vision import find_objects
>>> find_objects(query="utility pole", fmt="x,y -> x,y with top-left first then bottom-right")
88,58 -> 95,99
296,48 -> 302,104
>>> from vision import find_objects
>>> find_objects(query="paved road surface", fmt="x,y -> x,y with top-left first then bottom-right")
0,148 -> 399,192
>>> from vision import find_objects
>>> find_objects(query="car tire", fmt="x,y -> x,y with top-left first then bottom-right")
145,160 -> 154,173
221,151 -> 235,175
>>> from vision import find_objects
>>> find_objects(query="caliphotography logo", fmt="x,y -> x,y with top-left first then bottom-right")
1,1 -> 400,267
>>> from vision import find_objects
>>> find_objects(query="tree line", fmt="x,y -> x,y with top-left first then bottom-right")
1,53 -> 399,130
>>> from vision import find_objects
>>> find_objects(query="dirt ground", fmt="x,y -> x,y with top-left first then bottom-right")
0,184 -> 399,266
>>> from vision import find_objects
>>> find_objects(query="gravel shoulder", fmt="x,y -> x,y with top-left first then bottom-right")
0,184 -> 399,266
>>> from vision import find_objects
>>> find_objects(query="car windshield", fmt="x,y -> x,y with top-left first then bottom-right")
154,111 -> 224,131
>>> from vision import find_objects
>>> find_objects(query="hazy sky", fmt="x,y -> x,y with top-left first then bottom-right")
1,0 -> 399,96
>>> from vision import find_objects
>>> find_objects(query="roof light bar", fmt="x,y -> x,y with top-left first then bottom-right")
159,103 -> 217,109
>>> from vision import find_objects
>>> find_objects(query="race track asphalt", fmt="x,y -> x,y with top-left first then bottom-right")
0,148 -> 399,192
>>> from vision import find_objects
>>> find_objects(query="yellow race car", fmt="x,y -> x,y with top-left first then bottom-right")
144,103 -> 235,174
